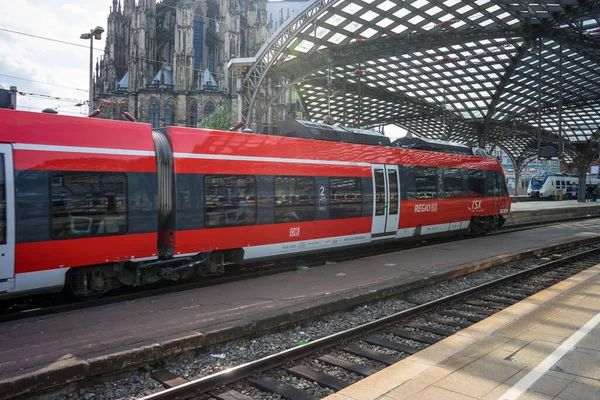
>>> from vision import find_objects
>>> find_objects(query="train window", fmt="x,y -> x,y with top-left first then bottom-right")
388,170 -> 399,215
204,175 -> 256,227
414,167 -> 438,199
561,180 -> 566,188
374,169 -> 385,215
467,170 -> 485,197
485,170 -> 500,196
330,178 -> 362,219
496,171 -> 508,197
443,168 -> 464,198
50,172 -> 127,238
274,176 -> 315,223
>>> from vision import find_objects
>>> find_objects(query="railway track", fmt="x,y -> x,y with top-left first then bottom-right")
0,219 -> 585,324
138,247 -> 600,400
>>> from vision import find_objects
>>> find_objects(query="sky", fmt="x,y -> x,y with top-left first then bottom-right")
0,0 -> 406,138
0,0 -> 110,117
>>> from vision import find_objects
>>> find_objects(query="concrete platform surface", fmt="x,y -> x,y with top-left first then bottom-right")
1,220 -> 600,399
506,200 -> 600,226
510,200 -> 600,211
326,261 -> 600,400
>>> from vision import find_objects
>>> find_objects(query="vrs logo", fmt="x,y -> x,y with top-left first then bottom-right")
468,200 -> 483,212
290,227 -> 300,237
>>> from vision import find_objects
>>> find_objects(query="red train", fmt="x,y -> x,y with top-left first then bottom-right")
0,109 -> 510,299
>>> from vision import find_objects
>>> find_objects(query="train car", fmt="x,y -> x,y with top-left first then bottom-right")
162,126 -> 510,275
527,173 -> 600,199
0,109 -> 510,299
0,109 -> 163,299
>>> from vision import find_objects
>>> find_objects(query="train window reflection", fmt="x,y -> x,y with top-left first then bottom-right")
274,177 -> 315,223
330,178 -> 362,219
374,169 -> 385,216
388,170 -> 399,215
468,170 -> 485,197
443,168 -> 464,198
415,167 -> 438,199
51,172 -> 127,238
204,175 -> 256,227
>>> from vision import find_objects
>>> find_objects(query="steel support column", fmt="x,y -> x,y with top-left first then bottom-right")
536,37 -> 543,160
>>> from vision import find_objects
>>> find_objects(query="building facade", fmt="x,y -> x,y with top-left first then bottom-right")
95,0 -> 270,127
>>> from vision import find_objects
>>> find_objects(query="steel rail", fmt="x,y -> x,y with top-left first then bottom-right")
140,246 -> 600,400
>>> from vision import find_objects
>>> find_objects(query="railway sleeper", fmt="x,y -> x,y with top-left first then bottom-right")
248,377 -> 319,400
449,304 -> 497,316
339,344 -> 402,365
212,390 -> 254,400
363,336 -> 420,355
387,327 -> 441,345
421,315 -> 471,328
464,299 -> 506,310
317,354 -> 378,377
436,310 -> 484,323
286,365 -> 350,391
406,321 -> 456,336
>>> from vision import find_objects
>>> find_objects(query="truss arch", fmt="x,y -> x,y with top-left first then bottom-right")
238,0 -> 600,158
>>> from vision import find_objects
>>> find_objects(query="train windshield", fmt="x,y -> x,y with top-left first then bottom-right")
530,174 -> 546,189
531,177 -> 544,186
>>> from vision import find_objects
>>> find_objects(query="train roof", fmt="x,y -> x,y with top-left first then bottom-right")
276,119 -> 391,147
391,136 -> 494,158
0,108 -> 154,152
275,119 -> 494,157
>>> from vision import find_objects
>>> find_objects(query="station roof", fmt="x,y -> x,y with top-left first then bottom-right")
260,0 -> 600,162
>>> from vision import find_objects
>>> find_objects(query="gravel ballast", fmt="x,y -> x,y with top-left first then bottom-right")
32,244 -> 597,400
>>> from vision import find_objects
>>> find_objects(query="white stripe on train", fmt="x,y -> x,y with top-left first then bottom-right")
172,152 -> 372,167
13,143 -> 155,157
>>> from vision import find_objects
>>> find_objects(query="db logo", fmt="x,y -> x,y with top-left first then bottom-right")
290,227 -> 300,237
468,200 -> 483,212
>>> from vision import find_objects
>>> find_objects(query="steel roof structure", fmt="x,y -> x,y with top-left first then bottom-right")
239,0 -> 600,165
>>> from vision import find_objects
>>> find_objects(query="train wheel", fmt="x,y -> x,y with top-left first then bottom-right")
66,267 -> 114,300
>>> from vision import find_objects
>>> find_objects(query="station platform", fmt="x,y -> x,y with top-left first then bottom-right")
325,264 -> 600,400
506,200 -> 600,226
2,220 -> 600,399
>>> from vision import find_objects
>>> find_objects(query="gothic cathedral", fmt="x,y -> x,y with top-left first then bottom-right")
95,0 -> 269,127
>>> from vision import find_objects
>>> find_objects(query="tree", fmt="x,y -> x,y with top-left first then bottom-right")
198,106 -> 235,131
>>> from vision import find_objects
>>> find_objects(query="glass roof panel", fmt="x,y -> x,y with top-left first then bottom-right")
277,0 -> 600,151
341,3 -> 362,14
343,21 -> 363,33
360,10 -> 379,22
377,0 -> 396,11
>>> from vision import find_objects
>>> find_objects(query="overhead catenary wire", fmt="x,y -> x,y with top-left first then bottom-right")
0,27 -> 104,52
0,74 -> 89,93
0,25 -> 231,80
17,90 -> 87,104
18,105 -> 87,116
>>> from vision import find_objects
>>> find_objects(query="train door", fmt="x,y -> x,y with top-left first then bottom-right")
371,164 -> 400,236
0,144 -> 15,287
491,171 -> 502,215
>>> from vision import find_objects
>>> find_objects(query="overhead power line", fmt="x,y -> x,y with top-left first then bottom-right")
0,27 -> 104,52
17,90 -> 87,104
0,74 -> 89,92
18,105 -> 86,116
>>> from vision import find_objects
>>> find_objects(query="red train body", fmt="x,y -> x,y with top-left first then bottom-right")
0,109 -> 510,298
